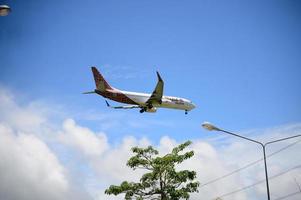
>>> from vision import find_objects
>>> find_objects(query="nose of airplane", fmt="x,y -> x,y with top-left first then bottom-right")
190,102 -> 196,110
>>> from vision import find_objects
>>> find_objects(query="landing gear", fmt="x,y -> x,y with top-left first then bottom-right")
185,110 -> 188,115
140,107 -> 147,113
139,104 -> 153,113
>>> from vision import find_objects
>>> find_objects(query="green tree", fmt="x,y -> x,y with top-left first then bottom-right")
105,141 -> 199,200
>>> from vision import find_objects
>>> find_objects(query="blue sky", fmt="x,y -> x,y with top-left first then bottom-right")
1,1 -> 301,199
1,0 -> 300,136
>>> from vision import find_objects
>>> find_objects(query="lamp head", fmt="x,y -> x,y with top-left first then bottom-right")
202,122 -> 220,131
0,5 -> 11,16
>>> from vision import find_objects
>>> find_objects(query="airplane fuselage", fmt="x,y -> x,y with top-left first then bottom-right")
95,89 -> 195,111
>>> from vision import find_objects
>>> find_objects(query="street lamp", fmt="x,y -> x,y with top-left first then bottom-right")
0,5 -> 11,16
201,122 -> 301,200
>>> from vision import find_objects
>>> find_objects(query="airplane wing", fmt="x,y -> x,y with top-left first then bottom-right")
146,71 -> 164,105
105,100 -> 141,109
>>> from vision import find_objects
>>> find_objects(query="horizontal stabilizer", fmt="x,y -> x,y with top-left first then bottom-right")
82,91 -> 96,94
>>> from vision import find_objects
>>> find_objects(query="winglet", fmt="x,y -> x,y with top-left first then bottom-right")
156,71 -> 163,82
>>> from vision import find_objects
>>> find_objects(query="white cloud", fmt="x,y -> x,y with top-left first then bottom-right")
1,86 -> 301,200
0,87 -> 47,133
59,118 -> 108,158
90,136 -> 151,182
0,124 -> 70,200
0,87 -> 91,200
87,130 -> 301,200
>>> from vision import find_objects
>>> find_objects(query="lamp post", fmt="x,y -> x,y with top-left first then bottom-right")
201,122 -> 301,200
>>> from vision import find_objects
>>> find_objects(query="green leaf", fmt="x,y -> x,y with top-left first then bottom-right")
105,140 -> 199,200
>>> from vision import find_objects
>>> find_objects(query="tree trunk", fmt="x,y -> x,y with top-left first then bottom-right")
161,193 -> 167,200
160,173 -> 167,200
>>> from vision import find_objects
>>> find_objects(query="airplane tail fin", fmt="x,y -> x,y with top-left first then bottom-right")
91,67 -> 113,91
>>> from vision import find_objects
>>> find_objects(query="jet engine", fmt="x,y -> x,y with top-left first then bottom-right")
145,107 -> 157,113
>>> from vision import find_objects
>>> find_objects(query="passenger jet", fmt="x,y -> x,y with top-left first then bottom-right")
83,67 -> 196,114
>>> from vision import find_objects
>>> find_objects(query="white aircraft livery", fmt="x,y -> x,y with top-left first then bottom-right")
83,67 -> 196,114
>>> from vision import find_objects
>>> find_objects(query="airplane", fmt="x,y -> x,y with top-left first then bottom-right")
83,67 -> 196,114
